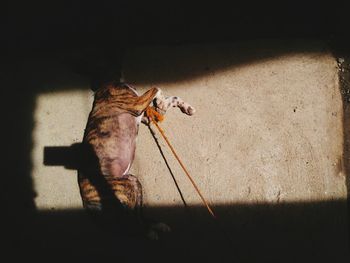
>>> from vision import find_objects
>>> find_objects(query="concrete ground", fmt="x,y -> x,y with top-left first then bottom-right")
6,40 -> 349,262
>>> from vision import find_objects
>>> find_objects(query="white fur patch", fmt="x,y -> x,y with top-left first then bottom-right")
125,84 -> 139,95
136,115 -> 142,124
123,162 -> 131,175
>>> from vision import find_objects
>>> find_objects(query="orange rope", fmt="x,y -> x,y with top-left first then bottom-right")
146,106 -> 216,219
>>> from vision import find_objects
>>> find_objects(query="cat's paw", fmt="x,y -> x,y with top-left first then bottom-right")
180,104 -> 196,115
154,99 -> 167,115
147,222 -> 171,240
154,97 -> 196,116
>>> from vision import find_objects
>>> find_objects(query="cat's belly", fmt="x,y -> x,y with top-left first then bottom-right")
86,113 -> 138,178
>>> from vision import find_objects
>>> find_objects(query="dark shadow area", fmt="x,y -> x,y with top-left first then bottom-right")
44,144 -> 84,170
332,38 -> 350,256
1,58 -> 39,261
122,40 -> 331,86
5,1 -> 349,52
17,202 -> 349,263
3,1 -> 350,262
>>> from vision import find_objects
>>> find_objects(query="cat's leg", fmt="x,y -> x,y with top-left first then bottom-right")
140,88 -> 195,124
110,175 -> 143,213
111,174 -> 171,240
79,173 -> 145,234
154,89 -> 196,116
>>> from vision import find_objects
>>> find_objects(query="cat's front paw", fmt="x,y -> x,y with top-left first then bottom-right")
154,98 -> 167,115
180,104 -> 196,115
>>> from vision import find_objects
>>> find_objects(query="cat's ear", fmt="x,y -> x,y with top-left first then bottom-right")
133,87 -> 160,114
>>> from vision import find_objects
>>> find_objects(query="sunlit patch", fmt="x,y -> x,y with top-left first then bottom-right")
31,50 -> 347,211
128,50 -> 347,206
32,90 -> 93,210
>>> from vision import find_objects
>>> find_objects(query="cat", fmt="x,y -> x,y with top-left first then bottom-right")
78,81 -> 195,239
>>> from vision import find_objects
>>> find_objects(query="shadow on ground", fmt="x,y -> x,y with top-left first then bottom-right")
10,202 -> 349,263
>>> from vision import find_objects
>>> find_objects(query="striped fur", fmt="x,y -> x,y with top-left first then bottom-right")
78,81 -> 194,238
78,82 -> 157,219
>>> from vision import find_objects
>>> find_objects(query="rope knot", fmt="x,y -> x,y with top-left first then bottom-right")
146,106 -> 165,122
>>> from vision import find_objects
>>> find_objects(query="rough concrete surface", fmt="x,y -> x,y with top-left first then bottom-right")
124,43 -> 346,207
29,41 -> 349,262
32,42 -> 347,208
33,89 -> 93,209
